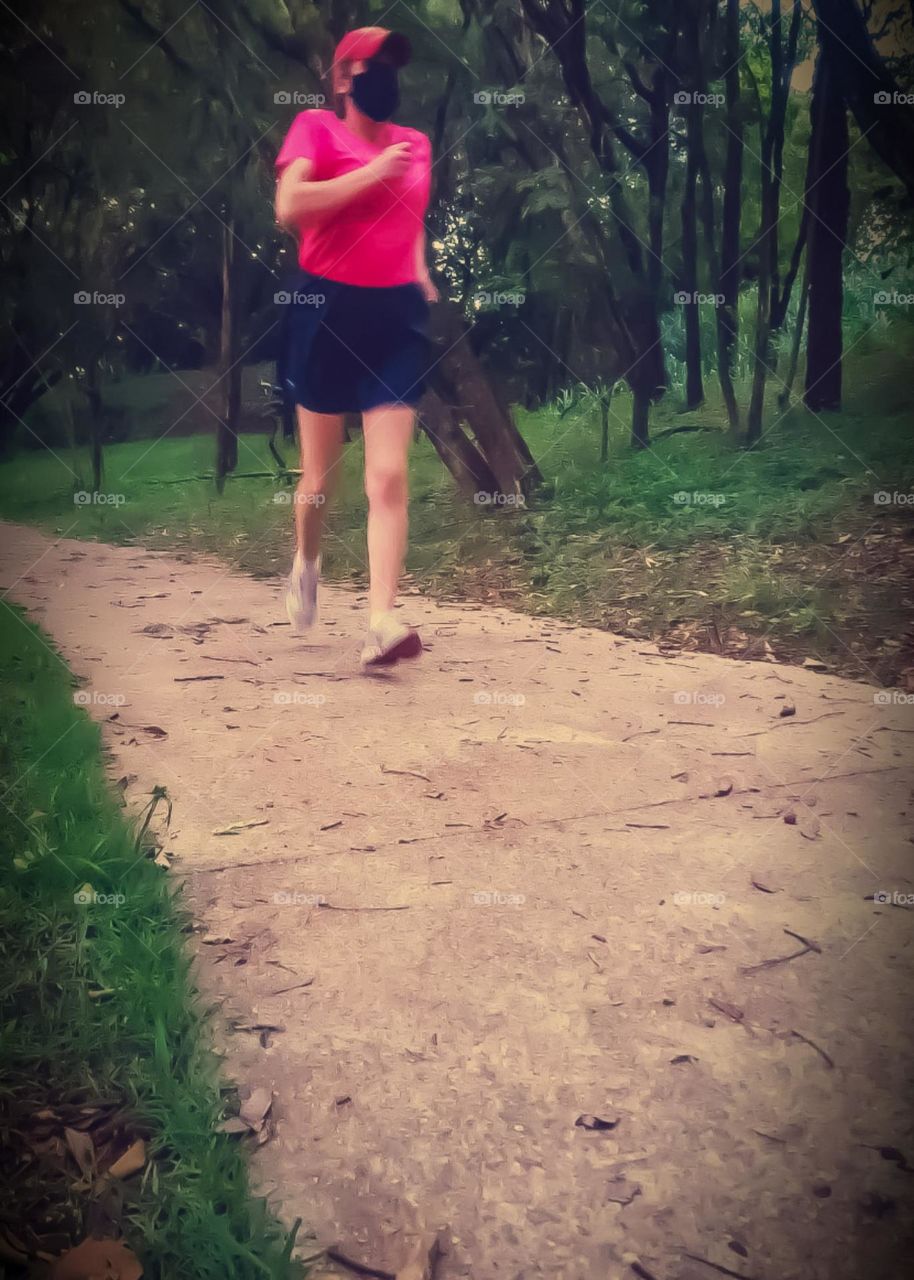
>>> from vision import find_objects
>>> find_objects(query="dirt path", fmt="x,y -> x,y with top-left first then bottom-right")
2,520 -> 913,1280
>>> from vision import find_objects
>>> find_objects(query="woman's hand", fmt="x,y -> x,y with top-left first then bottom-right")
418,275 -> 439,304
367,142 -> 414,183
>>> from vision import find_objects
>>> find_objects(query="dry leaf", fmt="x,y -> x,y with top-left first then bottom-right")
64,1127 -> 95,1179
107,1140 -> 146,1179
574,1114 -> 619,1131
51,1237 -> 143,1280
239,1088 -> 272,1131
217,1117 -> 251,1135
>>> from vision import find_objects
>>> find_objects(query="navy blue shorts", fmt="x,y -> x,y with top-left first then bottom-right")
278,269 -> 432,415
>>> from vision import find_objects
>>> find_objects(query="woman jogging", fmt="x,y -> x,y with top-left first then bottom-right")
274,26 -> 436,667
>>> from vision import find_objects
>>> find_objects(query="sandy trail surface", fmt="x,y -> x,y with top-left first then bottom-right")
2,520 -> 912,1280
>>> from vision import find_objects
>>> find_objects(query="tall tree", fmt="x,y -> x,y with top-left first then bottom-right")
811,0 -> 914,199
717,0 -> 744,432
519,0 -> 668,448
803,52 -> 850,410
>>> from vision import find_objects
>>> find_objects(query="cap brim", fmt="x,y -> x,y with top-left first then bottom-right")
378,31 -> 411,67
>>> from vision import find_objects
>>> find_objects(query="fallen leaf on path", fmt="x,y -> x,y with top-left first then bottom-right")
217,1117 -> 250,1135
239,1088 -> 272,1131
575,1114 -> 619,1131
709,999 -> 744,1023
51,1238 -> 143,1280
751,877 -> 779,893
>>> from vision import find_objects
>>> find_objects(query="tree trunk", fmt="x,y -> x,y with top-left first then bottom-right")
747,0 -> 790,445
428,302 -> 541,498
418,389 -> 500,495
804,55 -> 850,412
681,124 -> 703,409
519,0 -> 666,447
631,387 -> 650,450
779,255 -> 809,410
718,0 -> 743,433
216,219 -> 241,489
811,0 -> 914,199
85,358 -> 104,492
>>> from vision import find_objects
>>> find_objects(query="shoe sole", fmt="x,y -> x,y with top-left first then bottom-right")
361,629 -> 423,667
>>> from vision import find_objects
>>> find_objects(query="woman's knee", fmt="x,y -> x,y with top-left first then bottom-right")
297,471 -> 327,505
364,465 -> 407,509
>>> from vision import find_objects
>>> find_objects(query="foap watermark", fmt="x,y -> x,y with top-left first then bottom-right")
74,290 -> 125,308
74,884 -> 126,907
73,690 -> 126,708
674,290 -> 724,307
874,491 -> 914,506
274,290 -> 327,306
473,491 -> 526,507
673,490 -> 726,507
274,91 -> 326,106
874,690 -> 914,706
473,690 -> 526,707
473,90 -> 526,106
74,90 -> 125,108
272,890 -> 327,906
873,889 -> 914,906
471,890 -> 526,906
673,690 -> 726,708
472,290 -> 526,308
674,91 -> 724,108
273,691 -> 327,707
74,490 -> 126,506
874,290 -> 914,307
672,890 -> 726,907
272,491 -> 326,506
875,91 -> 914,106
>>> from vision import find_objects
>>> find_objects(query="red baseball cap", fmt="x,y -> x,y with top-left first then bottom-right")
332,27 -> 412,69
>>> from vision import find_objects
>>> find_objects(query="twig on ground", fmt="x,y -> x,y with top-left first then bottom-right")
325,1247 -> 394,1279
683,1253 -> 759,1280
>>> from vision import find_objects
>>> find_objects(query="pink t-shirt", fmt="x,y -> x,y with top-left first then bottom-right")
275,109 -> 431,287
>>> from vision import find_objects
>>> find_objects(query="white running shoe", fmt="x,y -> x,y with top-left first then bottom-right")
360,611 -> 422,668
285,553 -> 320,632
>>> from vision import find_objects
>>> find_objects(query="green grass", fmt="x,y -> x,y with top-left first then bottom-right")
0,605 -> 307,1278
1,334 -> 912,676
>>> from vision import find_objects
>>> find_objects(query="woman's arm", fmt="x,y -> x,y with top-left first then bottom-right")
275,144 -> 414,230
413,227 -> 439,303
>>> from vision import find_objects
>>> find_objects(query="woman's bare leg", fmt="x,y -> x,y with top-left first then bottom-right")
361,403 -> 414,618
294,406 -> 344,559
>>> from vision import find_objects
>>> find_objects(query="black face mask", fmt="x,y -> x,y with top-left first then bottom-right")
350,61 -> 400,122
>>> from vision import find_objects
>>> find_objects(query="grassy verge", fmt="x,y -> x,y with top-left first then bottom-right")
0,604 -> 306,1278
1,336 -> 912,680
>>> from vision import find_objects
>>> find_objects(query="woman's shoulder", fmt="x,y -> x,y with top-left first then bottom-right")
293,108 -> 335,129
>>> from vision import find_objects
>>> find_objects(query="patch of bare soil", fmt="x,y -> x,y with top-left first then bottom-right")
2,521 -> 912,1280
